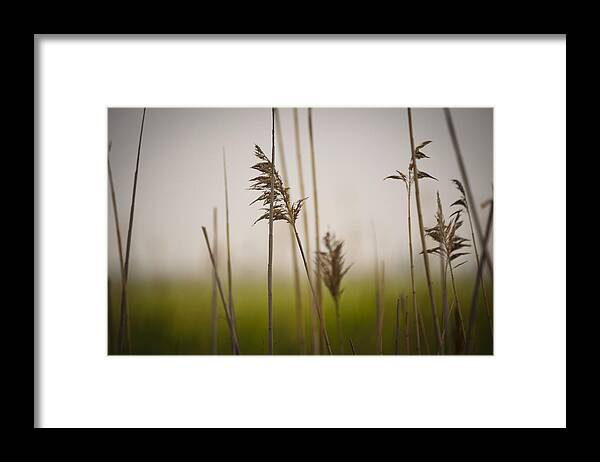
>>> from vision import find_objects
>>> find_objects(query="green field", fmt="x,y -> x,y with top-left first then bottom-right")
108,275 -> 493,355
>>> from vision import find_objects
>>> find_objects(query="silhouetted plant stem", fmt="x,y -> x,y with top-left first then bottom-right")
210,206 -> 219,354
107,150 -> 124,283
448,264 -> 466,353
223,149 -> 237,353
464,199 -> 492,334
444,108 -> 493,276
465,200 -> 494,353
267,108 -> 275,355
274,109 -> 305,354
118,107 -> 146,354
293,108 -> 317,354
293,227 -> 333,355
407,108 -> 443,354
440,253 -> 449,351
334,298 -> 344,354
406,183 -> 421,354
202,226 -> 241,354
308,107 -> 325,353
349,338 -> 357,355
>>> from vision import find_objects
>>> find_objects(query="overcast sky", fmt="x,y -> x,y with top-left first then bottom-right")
108,107 -> 492,281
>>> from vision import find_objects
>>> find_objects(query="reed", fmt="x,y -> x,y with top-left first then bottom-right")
293,108 -> 317,354
316,231 -> 351,354
223,149 -> 237,353
349,339 -> 357,355
275,109 -> 305,354
307,108 -> 325,353
451,179 -> 492,334
107,142 -> 124,283
117,108 -> 146,354
444,108 -> 493,276
210,207 -> 219,354
107,142 -> 127,352
267,109 -> 275,354
406,108 -> 444,354
249,144 -> 333,354
201,226 -> 241,354
424,192 -> 470,353
465,199 -> 494,353
385,136 -> 437,355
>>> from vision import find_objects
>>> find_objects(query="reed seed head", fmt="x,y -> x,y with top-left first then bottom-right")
249,144 -> 306,226
424,192 -> 470,269
315,231 -> 351,302
386,140 -> 437,186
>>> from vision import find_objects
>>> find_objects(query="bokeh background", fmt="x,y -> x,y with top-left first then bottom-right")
108,107 -> 493,355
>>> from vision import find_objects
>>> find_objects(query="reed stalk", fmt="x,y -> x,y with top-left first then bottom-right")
349,339 -> 357,355
274,109 -> 305,354
293,108 -> 317,354
293,227 -> 333,354
451,179 -> 492,334
118,107 -> 147,354
440,252 -> 449,350
223,149 -> 237,353
316,231 -> 351,355
107,144 -> 124,353
407,184 -> 421,355
307,107 -> 325,353
210,207 -> 219,354
267,108 -> 275,354
202,226 -> 241,354
465,199 -> 494,353
407,108 -> 443,354
444,108 -> 493,276
448,264 -> 466,353
425,193 -> 469,353
249,143 -> 332,355
107,144 -> 124,283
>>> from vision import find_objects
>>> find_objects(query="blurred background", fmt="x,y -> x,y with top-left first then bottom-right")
108,107 -> 493,355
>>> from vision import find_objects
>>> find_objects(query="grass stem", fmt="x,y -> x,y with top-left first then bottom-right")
407,108 -> 443,354
202,226 -> 241,354
118,107 -> 147,354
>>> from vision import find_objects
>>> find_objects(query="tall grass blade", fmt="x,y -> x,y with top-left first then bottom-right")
210,207 -> 219,354
465,199 -> 494,353
118,107 -> 147,354
202,226 -> 241,354
223,149 -> 237,353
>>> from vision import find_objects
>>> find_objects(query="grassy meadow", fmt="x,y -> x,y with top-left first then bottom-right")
108,276 -> 493,355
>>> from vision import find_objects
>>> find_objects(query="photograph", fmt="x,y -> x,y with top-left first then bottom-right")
107,107 -> 493,355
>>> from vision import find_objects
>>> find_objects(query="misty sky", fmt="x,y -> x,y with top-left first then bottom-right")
108,107 -> 492,282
